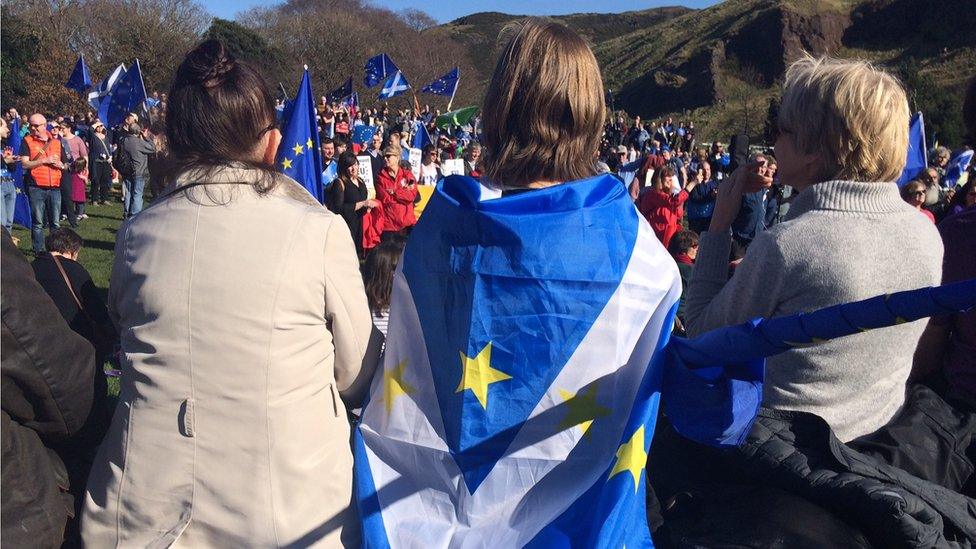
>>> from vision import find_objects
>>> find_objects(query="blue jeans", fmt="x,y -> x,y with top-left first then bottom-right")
29,186 -> 60,252
124,175 -> 146,216
1,180 -> 15,232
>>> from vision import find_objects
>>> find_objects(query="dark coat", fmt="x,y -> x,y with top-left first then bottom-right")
1,231 -> 95,548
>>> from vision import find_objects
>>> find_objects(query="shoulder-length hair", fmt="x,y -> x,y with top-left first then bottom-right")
481,19 -> 606,188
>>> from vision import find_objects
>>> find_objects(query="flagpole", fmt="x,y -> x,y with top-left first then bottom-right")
447,68 -> 459,112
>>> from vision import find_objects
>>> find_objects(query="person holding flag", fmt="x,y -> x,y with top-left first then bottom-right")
82,40 -> 380,548
353,20 -> 761,547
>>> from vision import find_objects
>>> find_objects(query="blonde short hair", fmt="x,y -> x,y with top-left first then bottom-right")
779,55 -> 909,183
481,20 -> 606,187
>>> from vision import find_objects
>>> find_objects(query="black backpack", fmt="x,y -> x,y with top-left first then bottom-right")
112,137 -> 133,176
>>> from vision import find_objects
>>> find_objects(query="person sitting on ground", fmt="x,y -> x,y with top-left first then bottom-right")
685,56 -> 954,485
902,179 -> 936,223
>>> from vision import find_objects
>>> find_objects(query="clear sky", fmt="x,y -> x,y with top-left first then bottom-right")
207,0 -> 722,23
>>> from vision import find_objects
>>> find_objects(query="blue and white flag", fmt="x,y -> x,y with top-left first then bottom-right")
65,55 -> 92,93
364,53 -> 399,88
411,121 -> 431,150
98,59 -> 147,128
351,124 -> 377,145
327,76 -> 353,103
378,70 -> 410,100
355,174 -> 762,547
6,117 -> 32,228
277,68 -> 325,203
88,64 -> 126,111
420,67 -> 459,97
897,112 -> 926,186
943,149 -> 973,188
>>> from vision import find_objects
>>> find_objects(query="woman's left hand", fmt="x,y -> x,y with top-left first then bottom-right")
708,160 -> 773,233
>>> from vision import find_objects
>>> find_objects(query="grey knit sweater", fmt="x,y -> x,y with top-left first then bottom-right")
684,180 -> 943,442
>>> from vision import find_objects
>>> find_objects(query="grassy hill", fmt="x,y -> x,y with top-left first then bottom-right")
428,0 -> 975,144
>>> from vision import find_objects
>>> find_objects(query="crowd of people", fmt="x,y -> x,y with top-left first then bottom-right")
1,18 -> 975,549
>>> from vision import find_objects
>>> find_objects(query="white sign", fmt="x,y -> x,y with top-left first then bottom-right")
441,158 -> 464,177
357,155 -> 374,191
408,148 -> 422,180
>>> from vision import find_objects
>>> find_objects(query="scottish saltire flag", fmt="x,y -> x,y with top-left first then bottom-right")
897,112 -> 926,186
943,149 -> 974,188
88,64 -> 126,111
365,53 -> 399,88
277,68 -> 325,203
8,118 -> 32,228
98,59 -> 147,128
65,55 -> 92,93
420,67 -> 459,97
355,174 -> 763,547
411,121 -> 431,150
327,76 -> 353,103
379,71 -> 410,100
144,97 -> 161,109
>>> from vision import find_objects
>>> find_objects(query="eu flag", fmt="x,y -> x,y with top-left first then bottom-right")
99,59 -> 147,128
364,53 -> 399,88
897,112 -> 926,186
327,76 -> 353,103
277,68 -> 324,204
420,67 -> 459,97
7,118 -> 32,228
65,55 -> 92,93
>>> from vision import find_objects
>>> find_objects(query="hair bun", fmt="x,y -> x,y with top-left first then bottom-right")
178,39 -> 237,88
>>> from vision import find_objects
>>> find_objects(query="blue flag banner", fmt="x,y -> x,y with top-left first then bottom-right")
327,77 -> 353,103
351,124 -> 377,145
277,68 -> 325,203
354,174 -> 762,546
98,59 -> 147,128
378,71 -> 410,100
65,55 -> 92,93
364,53 -> 399,88
7,118 -> 32,228
89,64 -> 126,111
897,112 -> 926,186
944,149 -> 974,188
411,121 -> 431,150
420,67 -> 459,97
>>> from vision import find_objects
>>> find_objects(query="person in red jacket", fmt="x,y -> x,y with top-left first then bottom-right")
376,145 -> 418,237
638,165 -> 699,248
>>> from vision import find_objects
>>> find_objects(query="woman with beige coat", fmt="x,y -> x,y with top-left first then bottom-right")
81,40 -> 380,547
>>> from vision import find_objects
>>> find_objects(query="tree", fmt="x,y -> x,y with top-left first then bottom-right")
898,59 -> 966,148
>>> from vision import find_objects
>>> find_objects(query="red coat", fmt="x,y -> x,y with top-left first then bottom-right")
376,167 -> 418,232
638,189 -> 688,248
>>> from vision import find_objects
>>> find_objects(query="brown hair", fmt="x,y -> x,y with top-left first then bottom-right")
364,241 -> 403,316
481,20 -> 606,188
152,39 -> 278,196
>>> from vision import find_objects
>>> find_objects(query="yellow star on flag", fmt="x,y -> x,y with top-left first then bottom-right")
293,143 -> 304,156
306,137 -> 314,149
456,342 -> 511,409
281,157 -> 293,170
558,385 -> 611,437
384,359 -> 415,414
609,426 -> 648,492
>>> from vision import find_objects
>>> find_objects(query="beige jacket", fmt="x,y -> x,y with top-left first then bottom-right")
82,166 -> 381,547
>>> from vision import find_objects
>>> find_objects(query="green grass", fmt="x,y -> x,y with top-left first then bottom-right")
10,198 -> 125,397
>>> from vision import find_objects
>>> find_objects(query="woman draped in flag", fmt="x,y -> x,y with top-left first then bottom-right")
354,20 -> 761,548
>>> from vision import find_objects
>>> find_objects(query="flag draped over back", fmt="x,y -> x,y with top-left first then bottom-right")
420,68 -> 459,97
65,55 -> 92,93
327,77 -> 353,103
98,60 -> 147,128
435,106 -> 478,129
89,64 -> 126,111
7,118 -> 32,228
943,149 -> 974,188
364,53 -> 399,88
277,69 -> 325,204
378,71 -> 410,100
897,112 -> 926,186
355,174 -> 763,547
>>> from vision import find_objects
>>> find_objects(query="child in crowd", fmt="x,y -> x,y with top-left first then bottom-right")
363,240 -> 403,342
71,158 -> 88,219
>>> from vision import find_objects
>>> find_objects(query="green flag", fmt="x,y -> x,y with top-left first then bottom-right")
435,106 -> 478,129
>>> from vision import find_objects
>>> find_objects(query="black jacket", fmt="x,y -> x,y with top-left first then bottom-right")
1,231 -> 95,548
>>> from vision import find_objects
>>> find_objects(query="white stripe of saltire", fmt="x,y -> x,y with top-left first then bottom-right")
360,219 -> 680,547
